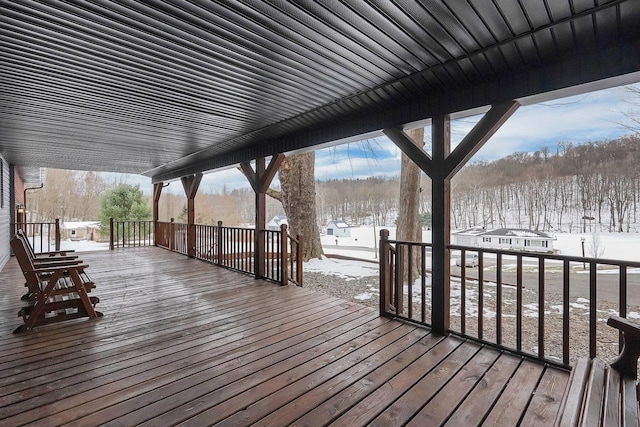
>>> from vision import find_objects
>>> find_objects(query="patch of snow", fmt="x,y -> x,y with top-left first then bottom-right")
570,302 -> 589,310
305,256 -> 378,279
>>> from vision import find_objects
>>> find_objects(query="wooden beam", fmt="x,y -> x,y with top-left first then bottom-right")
258,154 -> 285,193
431,115 -> 451,335
152,182 -> 163,247
445,100 -> 520,179
180,174 -> 202,258
240,162 -> 259,193
181,173 -> 202,200
255,158 -> 266,279
383,128 -> 433,178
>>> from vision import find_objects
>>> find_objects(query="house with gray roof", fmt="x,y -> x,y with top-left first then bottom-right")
453,227 -> 555,253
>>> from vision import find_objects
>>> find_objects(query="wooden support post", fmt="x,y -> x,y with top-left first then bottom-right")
280,224 -> 289,286
384,102 -> 519,335
431,115 -> 451,335
379,229 -> 391,317
181,174 -> 202,258
216,221 -> 223,265
109,218 -> 114,250
240,154 -> 285,279
169,218 -> 175,251
153,182 -> 163,247
255,158 -> 266,278
54,218 -> 61,251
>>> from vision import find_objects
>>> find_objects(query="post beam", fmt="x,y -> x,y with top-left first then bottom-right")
431,115 -> 451,335
383,128 -> 433,177
240,155 -> 285,279
181,173 -> 203,258
152,182 -> 163,247
446,100 -> 520,179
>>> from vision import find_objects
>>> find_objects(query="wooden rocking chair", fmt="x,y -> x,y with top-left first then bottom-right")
10,237 -> 102,333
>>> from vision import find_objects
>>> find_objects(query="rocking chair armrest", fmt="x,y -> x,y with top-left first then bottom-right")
37,250 -> 76,256
607,316 -> 640,337
30,264 -> 89,274
33,256 -> 79,262
607,315 -> 640,379
30,259 -> 84,269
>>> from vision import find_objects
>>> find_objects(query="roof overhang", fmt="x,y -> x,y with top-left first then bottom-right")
1,0 -> 639,184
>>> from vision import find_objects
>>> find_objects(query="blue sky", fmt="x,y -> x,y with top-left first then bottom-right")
107,83 -> 638,195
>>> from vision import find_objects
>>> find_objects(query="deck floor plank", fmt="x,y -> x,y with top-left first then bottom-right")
290,333 -> 446,426
482,359 -> 546,426
406,346 -> 503,426
0,247 -> 571,426
367,341 -> 482,426
443,352 -> 522,426
520,365 -> 571,426
71,309 -> 382,426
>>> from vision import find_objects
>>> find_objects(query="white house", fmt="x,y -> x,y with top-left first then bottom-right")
266,214 -> 287,231
453,227 -> 555,253
325,220 -> 351,237
451,227 -> 486,246
61,221 -> 101,241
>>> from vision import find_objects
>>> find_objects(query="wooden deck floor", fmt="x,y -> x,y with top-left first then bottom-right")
0,247 -> 570,426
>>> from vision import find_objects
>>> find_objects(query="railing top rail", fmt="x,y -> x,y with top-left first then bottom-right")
449,243 -> 640,268
386,239 -> 432,247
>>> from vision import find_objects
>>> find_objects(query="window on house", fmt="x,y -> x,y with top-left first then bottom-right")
499,238 -> 512,245
524,240 -> 530,246
482,237 -> 491,243
542,240 -> 548,248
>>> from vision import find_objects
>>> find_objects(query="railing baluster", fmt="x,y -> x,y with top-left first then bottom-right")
408,244 -> 413,320
478,252 -> 484,340
589,261 -> 597,359
421,245 -> 426,324
620,265 -> 627,353
496,253 -> 502,346
563,259 -> 570,365
460,249 -> 466,334
516,255 -> 522,351
539,257 -> 545,360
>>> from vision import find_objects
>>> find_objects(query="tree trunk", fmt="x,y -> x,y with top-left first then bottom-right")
396,127 -> 425,281
277,152 -> 324,261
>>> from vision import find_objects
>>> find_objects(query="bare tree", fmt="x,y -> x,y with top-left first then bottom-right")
268,152 -> 323,261
396,127 -> 425,279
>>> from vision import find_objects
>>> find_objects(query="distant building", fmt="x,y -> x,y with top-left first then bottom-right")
326,220 -> 351,237
61,221 -> 101,241
266,214 -> 287,231
453,227 -> 555,253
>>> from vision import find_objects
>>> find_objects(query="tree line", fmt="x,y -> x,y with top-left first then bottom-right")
452,135 -> 640,233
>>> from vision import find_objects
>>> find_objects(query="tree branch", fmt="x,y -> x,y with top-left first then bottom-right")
266,187 -> 282,202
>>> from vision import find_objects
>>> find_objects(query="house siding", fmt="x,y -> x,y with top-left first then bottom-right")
0,155 -> 10,270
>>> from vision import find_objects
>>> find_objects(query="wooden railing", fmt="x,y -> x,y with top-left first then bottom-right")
109,219 -> 154,249
285,231 -> 303,287
263,225 -> 303,286
12,220 -> 61,252
380,230 -> 640,368
214,223 -> 255,274
152,220 -> 302,286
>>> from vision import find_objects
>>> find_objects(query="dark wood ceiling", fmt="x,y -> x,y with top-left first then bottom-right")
2,0 -> 640,183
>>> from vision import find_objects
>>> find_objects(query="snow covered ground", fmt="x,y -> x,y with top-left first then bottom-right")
321,225 -> 640,262
42,224 -> 640,263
